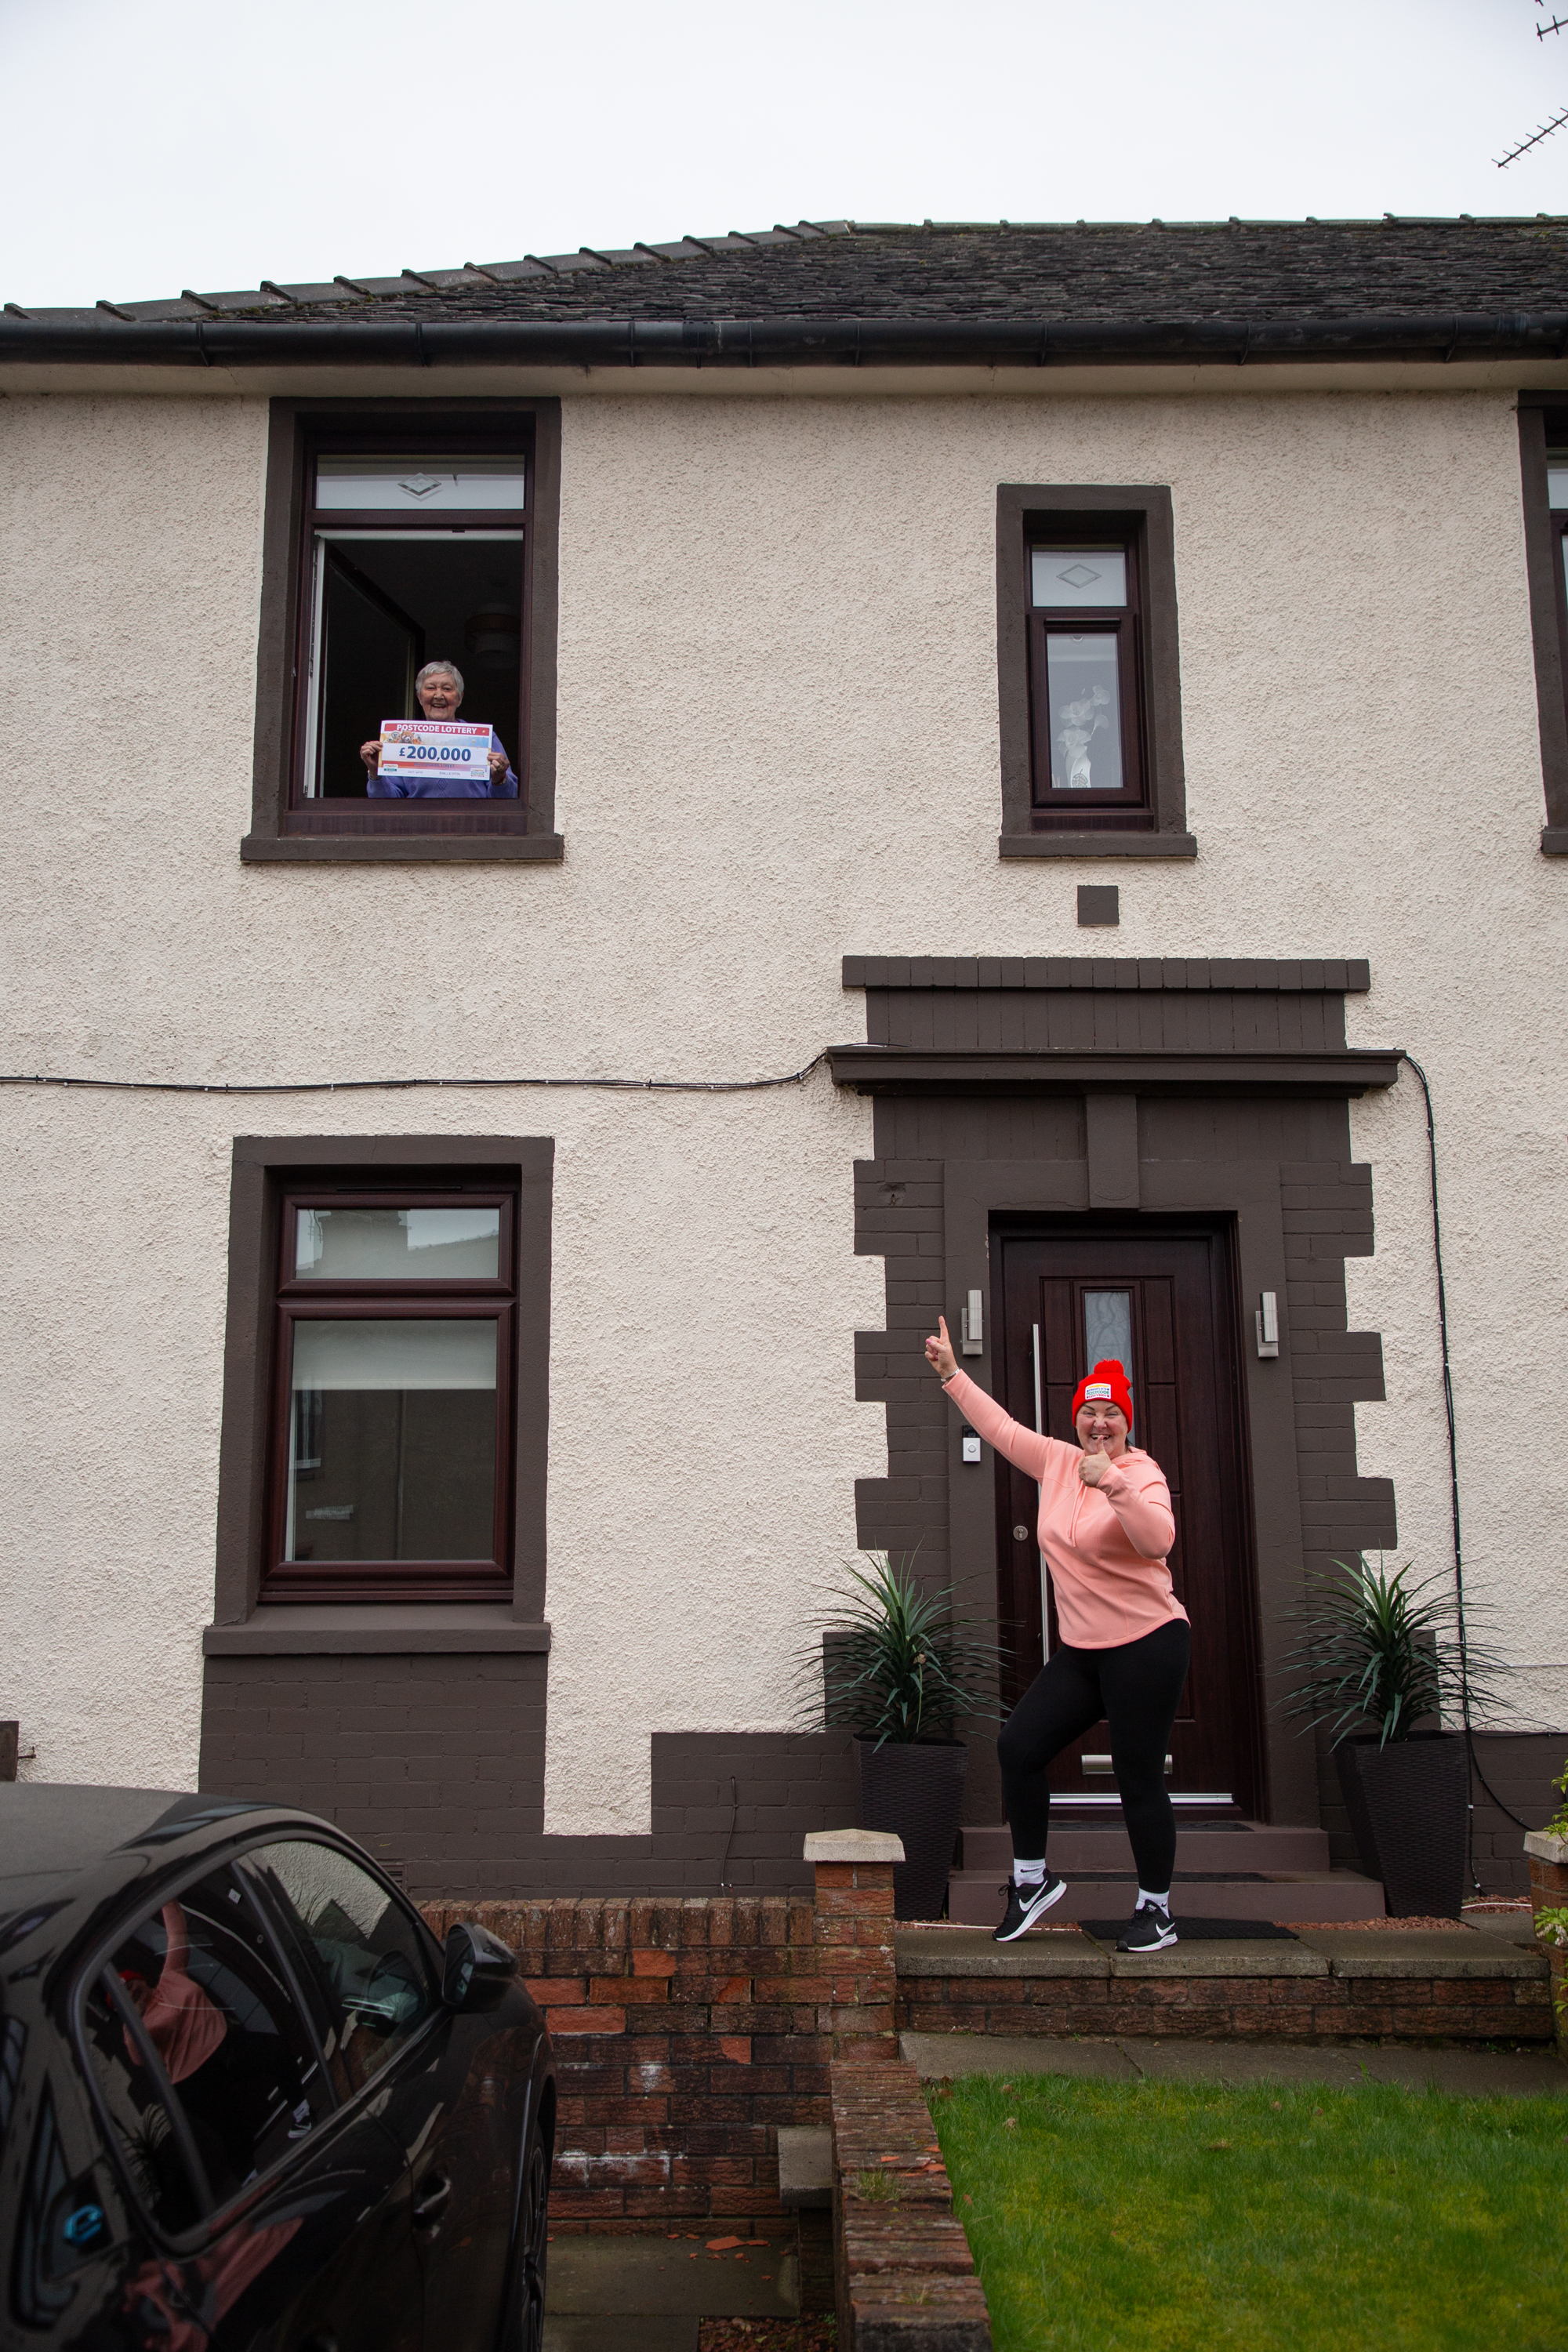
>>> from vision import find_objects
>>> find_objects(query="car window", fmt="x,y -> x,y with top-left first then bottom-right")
245,1842 -> 437,2094
78,1976 -> 207,2238
78,1864 -> 332,2227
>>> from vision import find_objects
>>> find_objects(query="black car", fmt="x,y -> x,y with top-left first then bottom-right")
0,1786 -> 553,2352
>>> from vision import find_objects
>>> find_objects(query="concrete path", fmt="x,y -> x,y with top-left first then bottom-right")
902,2029 -> 1568,2096
543,2232 -> 800,2352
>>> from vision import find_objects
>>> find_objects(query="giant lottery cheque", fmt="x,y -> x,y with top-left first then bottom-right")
378,718 -> 494,787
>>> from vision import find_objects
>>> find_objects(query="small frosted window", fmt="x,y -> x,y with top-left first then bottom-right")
1548,462 -> 1568,510
1083,1291 -> 1133,1392
1032,548 -> 1127,609
315,458 -> 526,511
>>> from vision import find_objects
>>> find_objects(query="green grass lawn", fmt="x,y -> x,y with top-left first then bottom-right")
928,2071 -> 1568,2352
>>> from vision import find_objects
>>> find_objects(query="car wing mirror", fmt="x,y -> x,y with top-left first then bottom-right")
441,1921 -> 518,2013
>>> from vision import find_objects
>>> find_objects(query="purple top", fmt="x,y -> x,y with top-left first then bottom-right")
367,735 -> 519,799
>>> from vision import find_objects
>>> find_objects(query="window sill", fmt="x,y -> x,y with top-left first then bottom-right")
1542,827 -> 1568,856
240,833 -> 565,865
999,832 -> 1198,860
202,1605 -> 552,1654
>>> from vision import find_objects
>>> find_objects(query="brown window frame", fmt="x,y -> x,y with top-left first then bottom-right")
1027,530 -> 1148,816
242,399 -> 562,866
1517,398 -> 1568,857
996,485 -> 1194,861
212,1137 -> 554,1624
263,1184 -> 517,1604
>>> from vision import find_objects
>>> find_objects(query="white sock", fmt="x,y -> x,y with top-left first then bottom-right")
1014,1858 -> 1047,1888
1137,1887 -> 1171,1914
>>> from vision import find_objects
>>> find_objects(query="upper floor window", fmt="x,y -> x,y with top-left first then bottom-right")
266,1188 -> 516,1603
995,487 -> 1192,858
1028,539 -> 1145,808
296,439 -> 529,811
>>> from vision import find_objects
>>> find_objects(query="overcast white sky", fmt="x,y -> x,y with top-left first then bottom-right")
2,0 -> 1566,310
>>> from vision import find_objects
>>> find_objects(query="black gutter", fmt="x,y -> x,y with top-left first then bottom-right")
2,312 -> 1567,368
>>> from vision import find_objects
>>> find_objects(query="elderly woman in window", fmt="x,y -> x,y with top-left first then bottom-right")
359,659 -> 519,798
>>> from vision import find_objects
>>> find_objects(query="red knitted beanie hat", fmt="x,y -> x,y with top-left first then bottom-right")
1071,1359 -> 1134,1429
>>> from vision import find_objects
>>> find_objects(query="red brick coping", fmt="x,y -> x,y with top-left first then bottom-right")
831,2059 -> 990,2352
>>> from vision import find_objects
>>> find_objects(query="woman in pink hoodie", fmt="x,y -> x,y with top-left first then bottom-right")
925,1316 -> 1190,1951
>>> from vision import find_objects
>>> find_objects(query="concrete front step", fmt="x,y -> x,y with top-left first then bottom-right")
957,1818 -> 1333,1875
947,1867 -> 1387,1926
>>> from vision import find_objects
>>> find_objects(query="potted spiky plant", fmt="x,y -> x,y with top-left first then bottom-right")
1279,1556 -> 1504,1918
797,1552 -> 1002,1920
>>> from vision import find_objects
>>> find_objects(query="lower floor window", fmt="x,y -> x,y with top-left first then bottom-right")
266,1192 -> 515,1601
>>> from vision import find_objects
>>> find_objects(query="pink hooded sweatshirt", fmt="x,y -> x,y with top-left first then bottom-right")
943,1369 -> 1185,1650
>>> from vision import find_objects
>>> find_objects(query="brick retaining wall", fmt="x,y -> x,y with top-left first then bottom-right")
896,1934 -> 1554,2045
423,1840 -> 899,2232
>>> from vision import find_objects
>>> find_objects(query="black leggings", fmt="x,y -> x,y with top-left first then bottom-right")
996,1617 -> 1192,1893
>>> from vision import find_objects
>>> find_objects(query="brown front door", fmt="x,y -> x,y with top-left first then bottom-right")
992,1221 -> 1262,1813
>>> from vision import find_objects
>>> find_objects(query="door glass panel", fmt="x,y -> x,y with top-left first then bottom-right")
1031,546 -> 1127,608
1083,1290 -> 1133,1386
1549,460 -> 1568,509
1045,635 -> 1123,791
295,1207 -> 501,1283
286,1319 -> 497,1562
315,458 -> 527,510
248,1843 -> 437,2096
85,1869 -> 331,2221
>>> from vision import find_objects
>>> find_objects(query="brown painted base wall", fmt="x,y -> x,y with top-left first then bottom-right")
201,1653 -> 857,1900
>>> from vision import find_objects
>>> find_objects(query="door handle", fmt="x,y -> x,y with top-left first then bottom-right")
412,2172 -> 453,2228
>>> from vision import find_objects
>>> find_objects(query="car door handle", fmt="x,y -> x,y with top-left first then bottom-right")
412,2172 -> 452,2228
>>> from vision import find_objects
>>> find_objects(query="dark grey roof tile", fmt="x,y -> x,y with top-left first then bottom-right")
264,279 -> 352,303
116,296 -> 213,320
191,287 -> 290,310
469,257 -> 553,281
23,217 -> 1568,337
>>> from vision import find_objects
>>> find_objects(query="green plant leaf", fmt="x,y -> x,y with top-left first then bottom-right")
790,1551 -> 1007,1744
1273,1555 -> 1508,1748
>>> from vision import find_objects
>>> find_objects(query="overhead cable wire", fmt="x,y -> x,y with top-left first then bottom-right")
0,1053 -> 830,1098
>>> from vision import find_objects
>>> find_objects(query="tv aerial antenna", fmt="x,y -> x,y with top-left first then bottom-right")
1496,7 -> 1568,167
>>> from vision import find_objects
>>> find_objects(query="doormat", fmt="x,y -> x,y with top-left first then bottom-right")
1079,1916 -> 1300,1942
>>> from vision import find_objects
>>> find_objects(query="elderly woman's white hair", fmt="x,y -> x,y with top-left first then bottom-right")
415,658 -> 465,696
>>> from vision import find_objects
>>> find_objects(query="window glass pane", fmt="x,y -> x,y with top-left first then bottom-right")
305,532 -> 524,801
1045,635 -> 1124,791
1083,1290 -> 1133,1386
1548,461 -> 1568,509
1032,547 -> 1127,609
295,1207 -> 501,1283
287,1319 -> 497,1562
248,1843 -> 437,2096
85,1870 -> 331,2223
79,1976 -> 205,2235
315,457 -> 526,510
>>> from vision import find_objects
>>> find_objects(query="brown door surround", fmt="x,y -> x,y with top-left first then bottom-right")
992,1221 -> 1262,1817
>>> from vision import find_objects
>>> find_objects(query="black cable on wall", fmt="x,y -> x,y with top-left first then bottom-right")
1398,1050 -> 1535,1871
